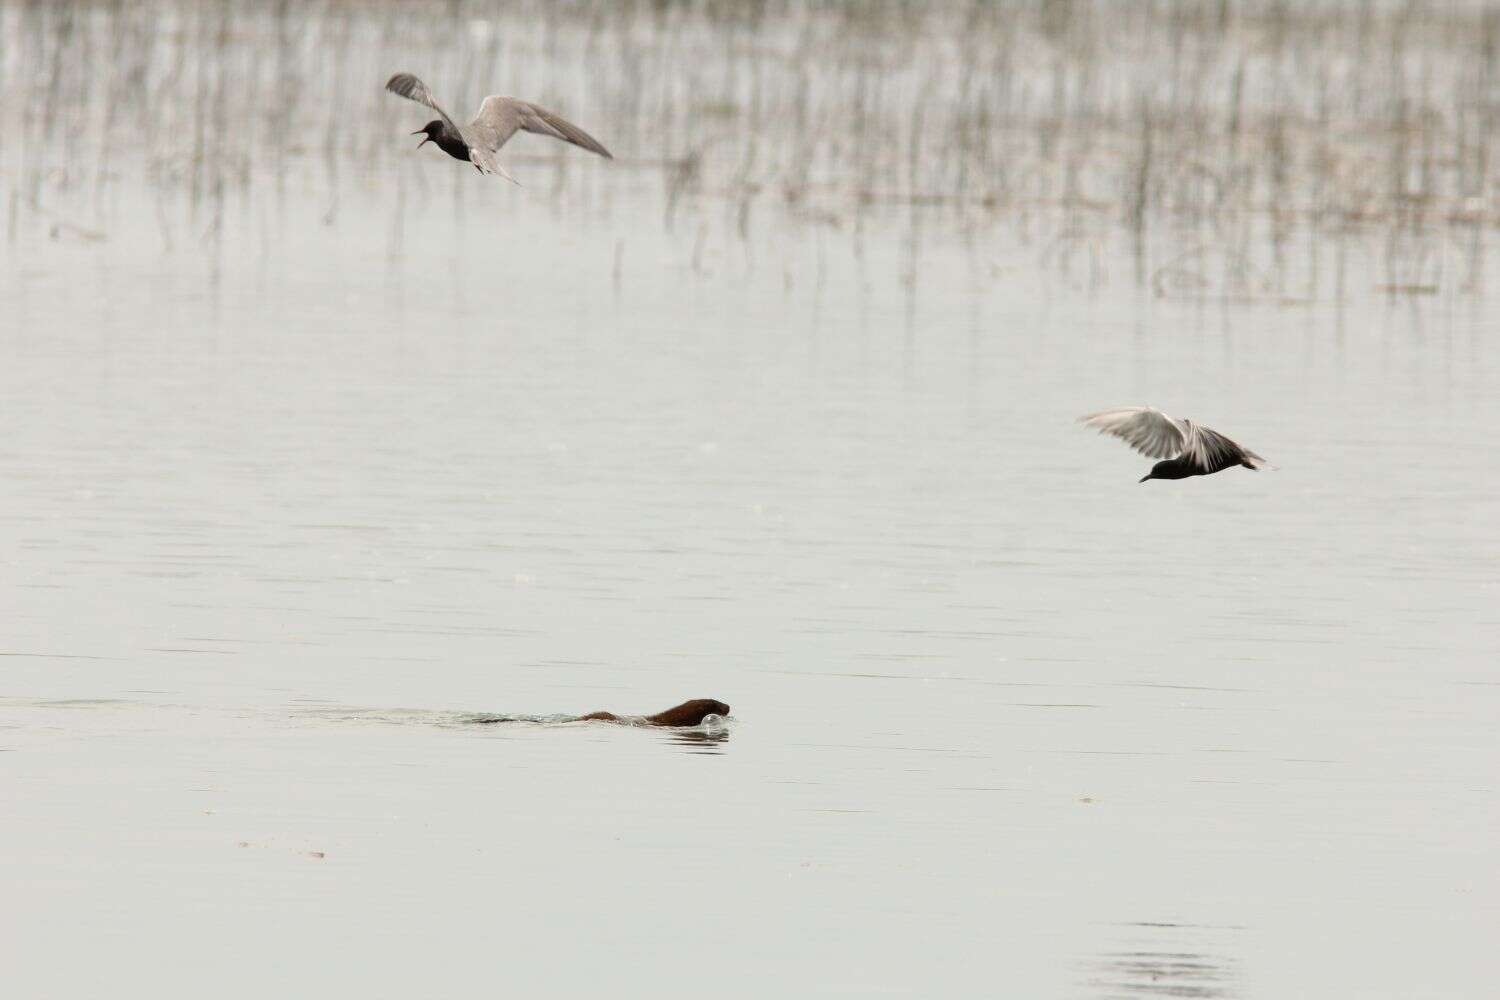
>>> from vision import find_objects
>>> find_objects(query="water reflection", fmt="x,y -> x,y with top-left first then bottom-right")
658,728 -> 731,755
1085,923 -> 1239,999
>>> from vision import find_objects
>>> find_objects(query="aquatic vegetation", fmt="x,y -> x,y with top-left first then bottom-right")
2,0 -> 1493,296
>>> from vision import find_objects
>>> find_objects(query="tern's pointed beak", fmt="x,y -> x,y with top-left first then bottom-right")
1138,473 -> 1152,483
412,130 -> 429,147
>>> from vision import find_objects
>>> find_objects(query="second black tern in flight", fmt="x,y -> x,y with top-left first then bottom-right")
1079,407 -> 1270,482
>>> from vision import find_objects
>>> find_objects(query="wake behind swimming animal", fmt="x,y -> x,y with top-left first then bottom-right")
578,699 -> 730,727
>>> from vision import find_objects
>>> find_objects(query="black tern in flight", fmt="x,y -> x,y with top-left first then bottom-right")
1079,407 -> 1269,482
385,72 -> 613,183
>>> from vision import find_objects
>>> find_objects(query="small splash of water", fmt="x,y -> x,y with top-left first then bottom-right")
459,713 -> 575,726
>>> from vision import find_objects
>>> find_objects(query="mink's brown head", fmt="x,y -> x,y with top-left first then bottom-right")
647,699 -> 731,727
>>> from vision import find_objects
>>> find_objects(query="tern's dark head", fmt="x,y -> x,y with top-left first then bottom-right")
413,120 -> 444,146
1141,459 -> 1192,483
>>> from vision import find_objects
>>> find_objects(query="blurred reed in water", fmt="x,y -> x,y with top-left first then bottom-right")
3,0 -> 1497,294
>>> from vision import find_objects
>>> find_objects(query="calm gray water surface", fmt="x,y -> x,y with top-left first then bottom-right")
4,19 -> 1500,994
5,184 -> 1495,998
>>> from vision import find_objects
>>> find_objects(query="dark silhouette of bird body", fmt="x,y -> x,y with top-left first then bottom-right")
1078,407 -> 1268,482
413,120 -> 472,163
386,72 -> 612,183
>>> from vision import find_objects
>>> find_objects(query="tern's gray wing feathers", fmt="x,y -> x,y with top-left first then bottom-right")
1183,423 -> 1268,472
469,95 -> 614,159
517,101 -> 614,158
1077,407 -> 1187,459
1186,424 -> 1267,471
466,96 -> 525,152
385,73 -> 460,133
1182,423 -> 1236,472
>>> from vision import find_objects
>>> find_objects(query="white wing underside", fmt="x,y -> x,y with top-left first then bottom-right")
466,144 -> 518,184
465,95 -> 614,160
1078,406 -> 1265,470
1079,407 -> 1188,458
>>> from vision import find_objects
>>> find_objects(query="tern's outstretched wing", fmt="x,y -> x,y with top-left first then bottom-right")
385,73 -> 461,134
1183,423 -> 1267,472
468,95 -> 613,159
1078,407 -> 1188,459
